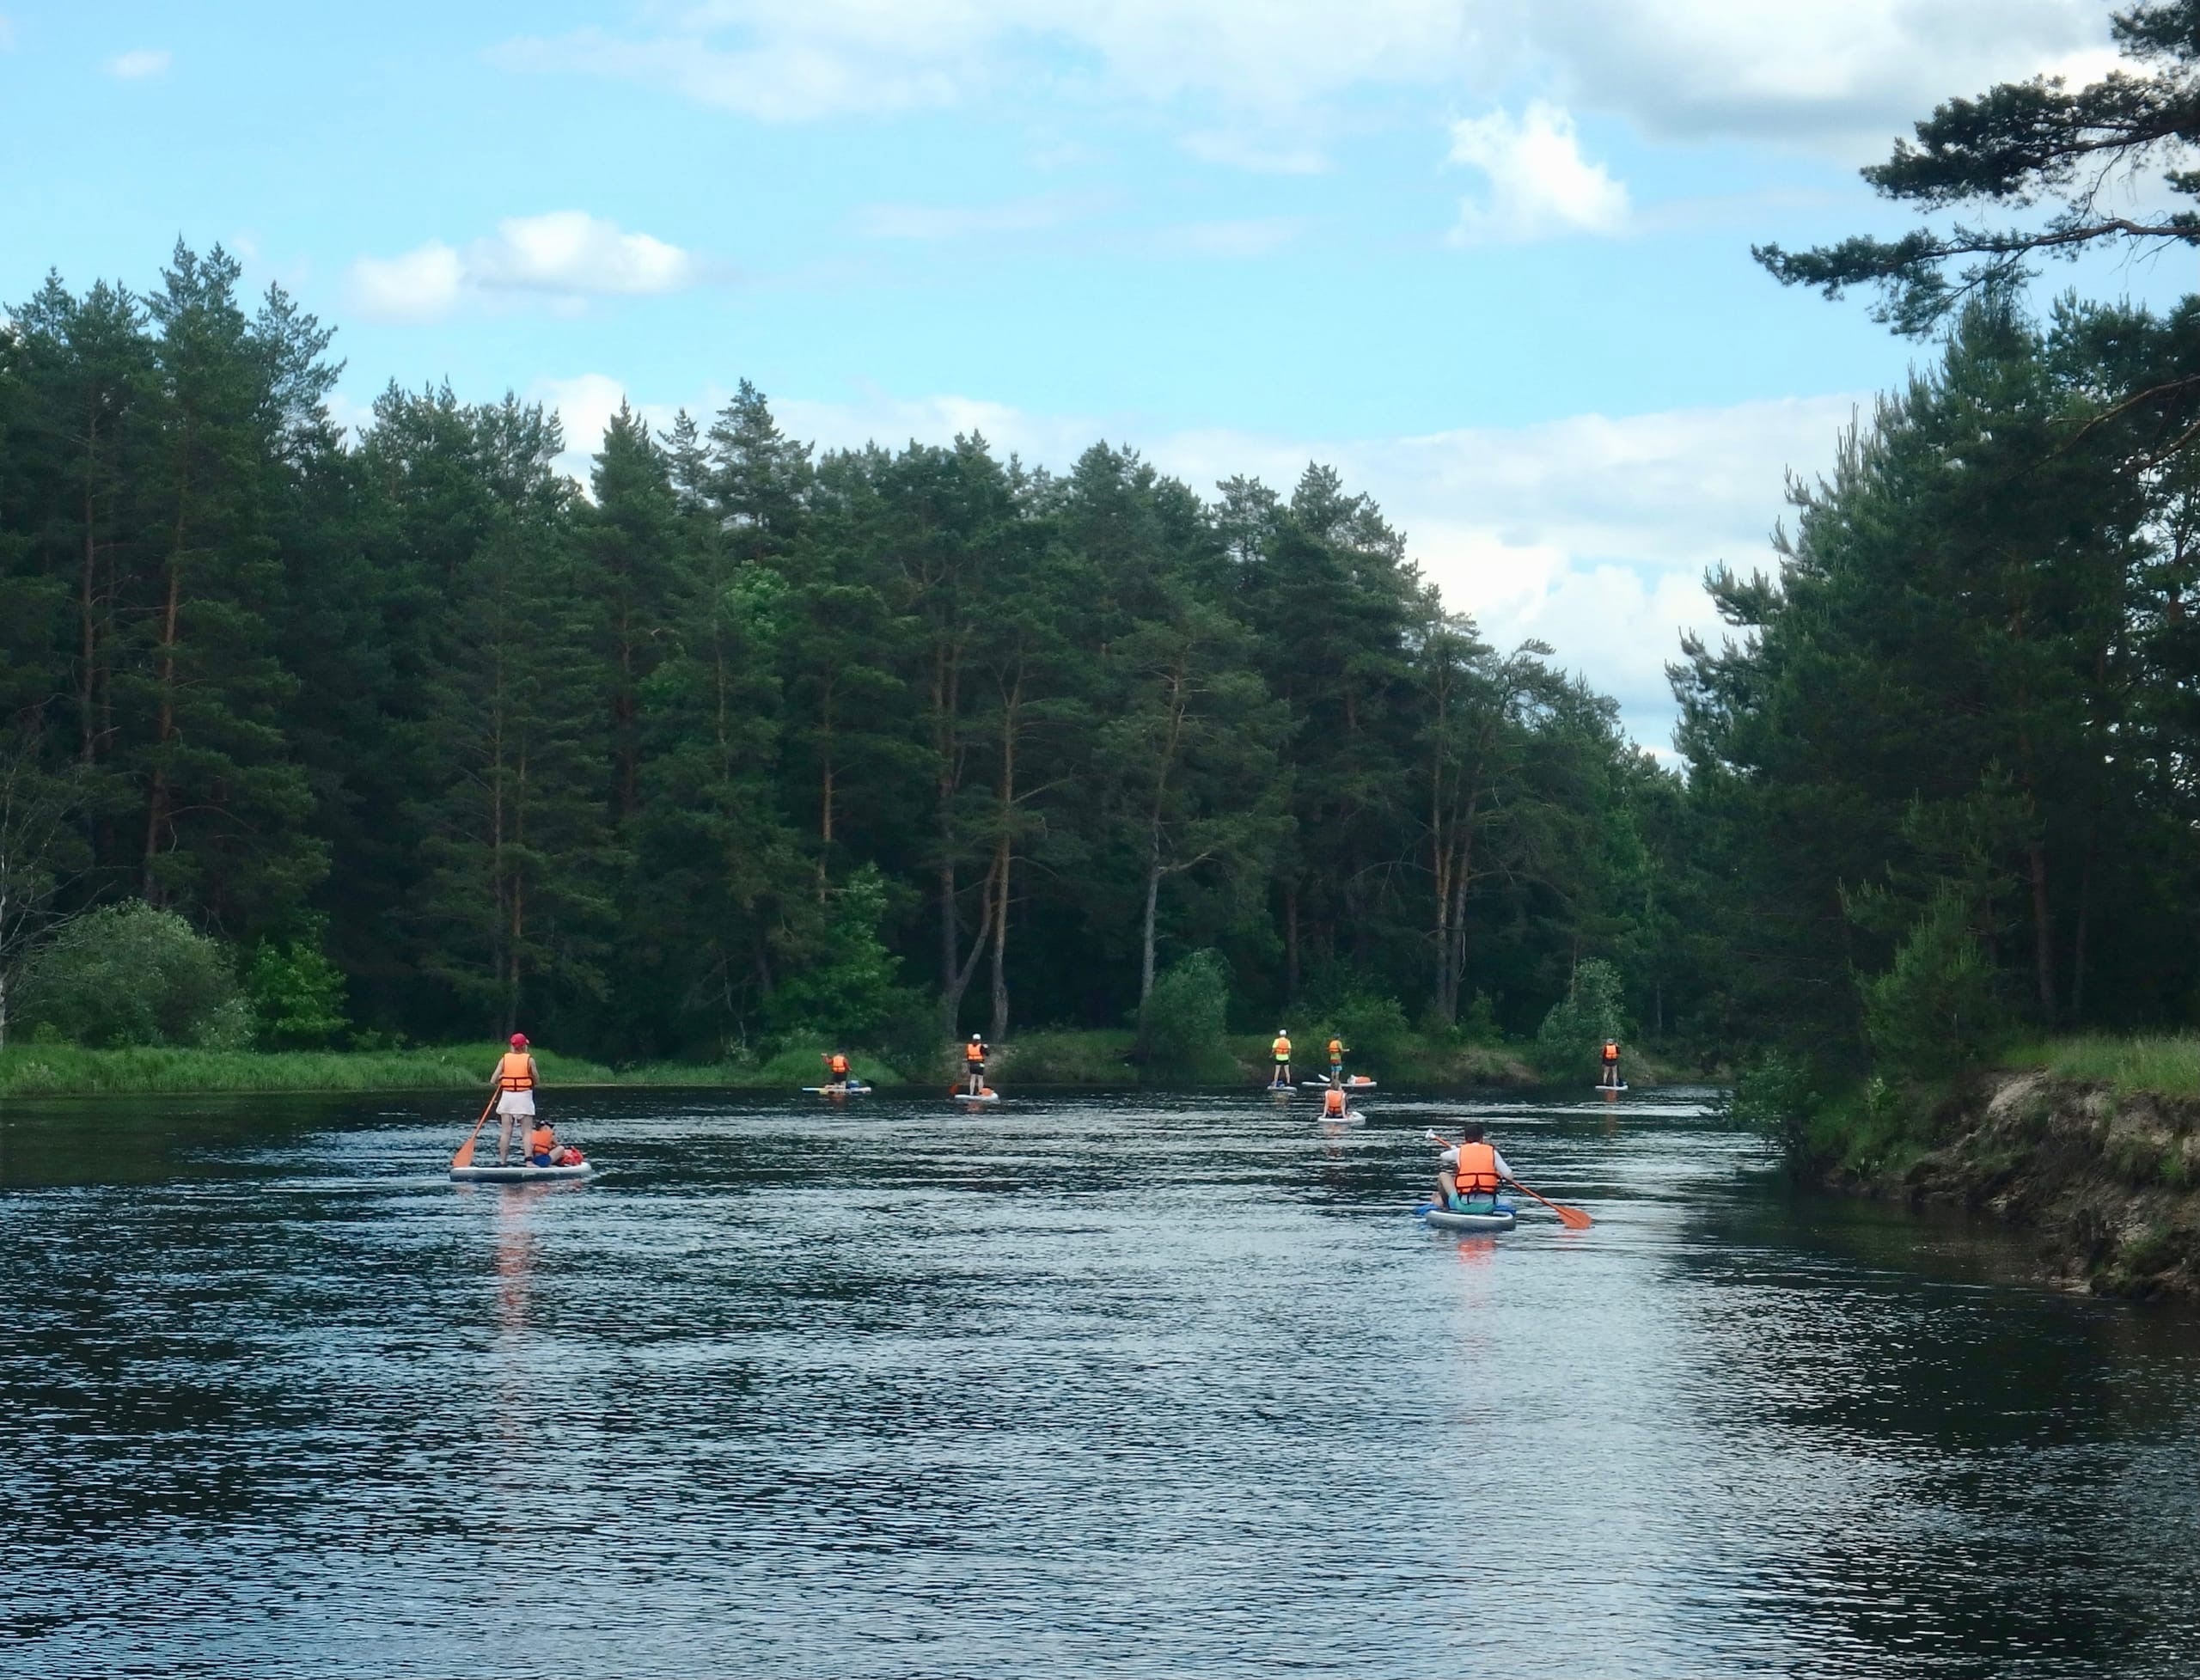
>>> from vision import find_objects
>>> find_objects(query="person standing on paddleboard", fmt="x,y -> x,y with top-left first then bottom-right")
1271,1029 -> 1292,1089
490,1034 -> 541,1165
1599,1038 -> 1622,1089
1326,1035 -> 1346,1084
962,1033 -> 990,1097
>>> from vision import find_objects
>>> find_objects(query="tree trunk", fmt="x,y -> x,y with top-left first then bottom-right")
142,535 -> 186,901
2026,840 -> 2055,1022
1135,846 -> 1162,1057
1284,886 -> 1299,1001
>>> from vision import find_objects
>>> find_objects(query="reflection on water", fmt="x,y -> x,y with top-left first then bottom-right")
3,1084 -> 2199,1677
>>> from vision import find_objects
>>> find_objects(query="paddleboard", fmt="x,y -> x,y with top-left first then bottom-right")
1301,1078 -> 1378,1090
450,1161 -> 596,1183
1596,1082 -> 1629,1093
954,1090 -> 1001,1104
1317,1109 -> 1366,1125
1424,1204 -> 1516,1232
803,1084 -> 873,1095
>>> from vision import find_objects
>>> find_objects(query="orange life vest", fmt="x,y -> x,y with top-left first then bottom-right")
1327,1039 -> 1343,1060
527,1125 -> 554,1156
1601,1042 -> 1620,1063
1273,1036 -> 1290,1060
1453,1141 -> 1500,1196
829,1054 -> 850,1076
498,1052 -> 535,1090
965,1042 -> 986,1065
1323,1087 -> 1347,1116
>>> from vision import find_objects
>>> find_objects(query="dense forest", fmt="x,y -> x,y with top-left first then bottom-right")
0,247 -> 1687,1063
13,9 -> 2200,1084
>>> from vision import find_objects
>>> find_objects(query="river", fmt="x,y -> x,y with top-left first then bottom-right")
3,1084 -> 2197,1677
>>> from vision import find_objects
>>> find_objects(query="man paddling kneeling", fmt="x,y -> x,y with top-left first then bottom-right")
490,1033 -> 541,1165
1431,1124 -> 1512,1212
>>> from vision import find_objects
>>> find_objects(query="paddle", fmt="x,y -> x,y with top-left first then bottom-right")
1422,1128 -> 1592,1229
450,1092 -> 498,1170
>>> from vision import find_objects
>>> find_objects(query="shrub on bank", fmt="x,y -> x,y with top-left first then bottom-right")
21,902 -> 248,1048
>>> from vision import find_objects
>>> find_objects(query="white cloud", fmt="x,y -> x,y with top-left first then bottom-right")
535,373 -> 688,486
493,0 -> 2110,152
348,241 -> 465,324
346,213 -> 701,323
104,47 -> 170,80
1447,102 -> 1629,244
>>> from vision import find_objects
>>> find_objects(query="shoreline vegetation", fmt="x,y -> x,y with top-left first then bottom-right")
0,1030 -> 1673,1099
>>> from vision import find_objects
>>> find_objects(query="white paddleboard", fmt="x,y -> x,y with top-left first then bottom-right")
449,1161 -> 596,1183
1596,1083 -> 1629,1093
803,1084 -> 873,1095
954,1090 -> 1001,1104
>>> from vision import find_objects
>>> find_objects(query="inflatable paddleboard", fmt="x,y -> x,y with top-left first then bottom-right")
1317,1109 -> 1366,1125
803,1084 -> 873,1095
954,1090 -> 1000,1104
449,1161 -> 596,1183
1423,1200 -> 1516,1233
1301,1077 -> 1378,1090
1595,1083 -> 1629,1093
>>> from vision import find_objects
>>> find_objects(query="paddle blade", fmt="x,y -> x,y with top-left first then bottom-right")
1553,1204 -> 1593,1230
452,1136 -> 477,1170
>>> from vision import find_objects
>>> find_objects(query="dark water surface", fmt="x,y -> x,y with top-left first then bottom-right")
4,1085 -> 2198,1677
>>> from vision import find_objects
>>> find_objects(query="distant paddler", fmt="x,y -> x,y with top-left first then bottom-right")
491,1032 -> 541,1165
962,1033 -> 991,1097
823,1048 -> 854,1092
1322,1083 -> 1351,1121
1270,1029 -> 1292,1090
1326,1035 -> 1346,1084
1598,1037 -> 1623,1090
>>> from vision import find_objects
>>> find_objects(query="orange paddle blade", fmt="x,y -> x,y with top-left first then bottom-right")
1552,1203 -> 1593,1230
452,1137 -> 477,1170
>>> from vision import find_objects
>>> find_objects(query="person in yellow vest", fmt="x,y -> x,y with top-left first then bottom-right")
1432,1124 -> 1512,1211
489,1033 -> 540,1165
1270,1030 -> 1292,1089
1599,1038 -> 1622,1089
1326,1035 -> 1346,1084
823,1048 -> 854,1092
1322,1083 -> 1349,1120
963,1033 -> 990,1097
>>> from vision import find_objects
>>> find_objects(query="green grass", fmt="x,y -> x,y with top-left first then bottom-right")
0,1044 -> 628,1097
2007,1035 -> 2200,1100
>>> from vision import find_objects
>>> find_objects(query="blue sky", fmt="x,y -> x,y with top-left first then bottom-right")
0,0 -> 2155,742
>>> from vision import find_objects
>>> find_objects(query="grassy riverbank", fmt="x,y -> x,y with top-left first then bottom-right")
0,1028 -> 1683,1097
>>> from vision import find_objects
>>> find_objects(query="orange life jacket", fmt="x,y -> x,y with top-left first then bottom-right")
1327,1039 -> 1343,1060
965,1042 -> 986,1064
1453,1141 -> 1500,1196
527,1125 -> 554,1156
829,1054 -> 850,1076
498,1052 -> 535,1090
1601,1042 -> 1620,1063
1323,1087 -> 1346,1116
1273,1037 -> 1290,1060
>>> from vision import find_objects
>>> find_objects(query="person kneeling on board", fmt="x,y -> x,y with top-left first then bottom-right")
526,1121 -> 559,1167
1322,1083 -> 1350,1120
1433,1125 -> 1512,1212
490,1033 -> 541,1165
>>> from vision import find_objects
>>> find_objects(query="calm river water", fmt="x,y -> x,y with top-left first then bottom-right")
3,1085 -> 2198,1677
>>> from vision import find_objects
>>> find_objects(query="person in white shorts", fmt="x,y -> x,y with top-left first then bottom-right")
490,1032 -> 541,1164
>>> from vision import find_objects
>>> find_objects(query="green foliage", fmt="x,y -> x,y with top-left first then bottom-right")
22,901 -> 242,1048
1327,991 -> 1412,1066
245,922 -> 350,1049
1860,888 -> 2011,1079
0,246 -> 1696,1068
1535,958 -> 1626,1078
1143,949 -> 1237,1082
762,865 -> 910,1043
1726,1050 -> 1825,1172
